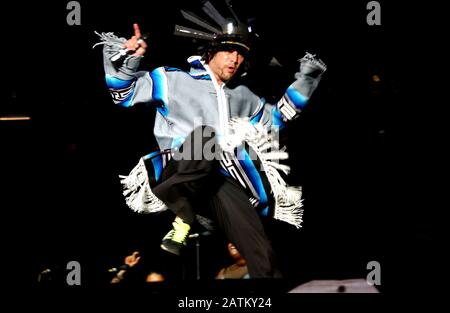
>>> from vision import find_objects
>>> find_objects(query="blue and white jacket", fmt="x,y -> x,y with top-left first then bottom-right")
97,32 -> 326,228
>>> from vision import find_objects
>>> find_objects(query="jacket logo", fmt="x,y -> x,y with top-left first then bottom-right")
109,81 -> 136,103
278,96 -> 298,121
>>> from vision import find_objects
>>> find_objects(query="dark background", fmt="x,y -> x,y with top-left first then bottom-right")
1,0 -> 440,292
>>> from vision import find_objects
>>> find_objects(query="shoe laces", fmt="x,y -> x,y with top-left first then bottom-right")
172,217 -> 190,243
162,229 -> 175,241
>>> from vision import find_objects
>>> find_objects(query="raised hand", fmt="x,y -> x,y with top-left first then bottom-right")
124,23 -> 148,57
124,251 -> 141,267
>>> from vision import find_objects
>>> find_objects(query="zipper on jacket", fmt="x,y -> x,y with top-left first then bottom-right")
204,64 -> 230,139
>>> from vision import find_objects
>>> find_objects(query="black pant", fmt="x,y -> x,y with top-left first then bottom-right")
153,126 -> 282,278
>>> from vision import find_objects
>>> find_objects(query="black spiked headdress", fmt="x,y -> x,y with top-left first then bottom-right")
174,0 -> 255,56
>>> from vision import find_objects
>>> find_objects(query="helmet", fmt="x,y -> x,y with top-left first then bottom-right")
174,1 -> 255,57
207,22 -> 251,55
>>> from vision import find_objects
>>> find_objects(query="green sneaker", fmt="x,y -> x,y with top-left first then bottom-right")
161,217 -> 191,256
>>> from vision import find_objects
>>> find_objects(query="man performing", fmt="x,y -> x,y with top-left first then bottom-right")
95,1 -> 326,278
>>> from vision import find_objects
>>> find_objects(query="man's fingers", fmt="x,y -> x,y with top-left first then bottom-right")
133,23 -> 142,39
138,37 -> 148,46
124,26 -> 148,56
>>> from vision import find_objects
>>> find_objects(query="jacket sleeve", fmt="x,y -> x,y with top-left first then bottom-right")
102,42 -> 168,109
250,53 -> 327,130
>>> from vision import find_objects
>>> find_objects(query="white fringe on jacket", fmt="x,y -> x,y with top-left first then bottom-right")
119,119 -> 303,227
119,158 -> 168,214
223,118 -> 304,228
92,31 -> 126,49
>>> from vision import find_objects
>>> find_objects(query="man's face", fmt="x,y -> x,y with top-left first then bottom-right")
208,49 -> 245,85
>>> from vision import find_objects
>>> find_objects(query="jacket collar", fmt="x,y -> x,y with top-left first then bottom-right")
187,56 -> 211,80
